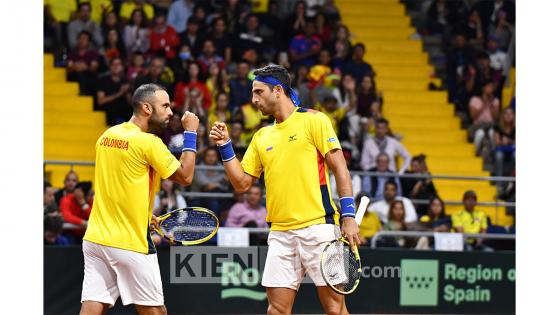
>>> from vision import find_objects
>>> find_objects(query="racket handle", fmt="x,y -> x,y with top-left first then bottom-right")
354,196 -> 370,226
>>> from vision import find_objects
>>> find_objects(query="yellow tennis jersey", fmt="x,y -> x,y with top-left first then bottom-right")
241,107 -> 342,231
84,122 -> 181,254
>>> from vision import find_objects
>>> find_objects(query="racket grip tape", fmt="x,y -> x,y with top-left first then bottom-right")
182,131 -> 197,152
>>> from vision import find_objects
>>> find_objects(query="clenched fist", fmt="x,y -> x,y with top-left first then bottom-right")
181,111 -> 199,132
209,122 -> 230,146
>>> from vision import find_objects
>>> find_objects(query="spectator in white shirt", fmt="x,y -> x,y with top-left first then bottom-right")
360,118 -> 412,174
487,37 -> 507,73
368,181 -> 417,224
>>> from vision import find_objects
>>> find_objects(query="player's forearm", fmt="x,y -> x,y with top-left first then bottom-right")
177,150 -> 196,185
223,158 -> 253,193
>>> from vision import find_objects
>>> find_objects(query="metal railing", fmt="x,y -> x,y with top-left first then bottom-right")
370,230 -> 515,249
45,160 -> 516,212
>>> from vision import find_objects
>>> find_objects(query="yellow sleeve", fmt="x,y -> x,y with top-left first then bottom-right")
240,133 -> 263,178
144,135 -> 181,179
310,112 -> 341,156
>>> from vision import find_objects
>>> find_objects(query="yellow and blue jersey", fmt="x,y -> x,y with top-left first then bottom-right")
84,122 -> 181,254
241,107 -> 342,231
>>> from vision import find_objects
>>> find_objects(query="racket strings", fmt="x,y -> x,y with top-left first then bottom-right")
160,209 -> 217,242
322,241 -> 361,293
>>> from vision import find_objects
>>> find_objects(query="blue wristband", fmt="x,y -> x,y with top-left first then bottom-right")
218,139 -> 236,162
340,197 -> 356,217
182,131 -> 197,152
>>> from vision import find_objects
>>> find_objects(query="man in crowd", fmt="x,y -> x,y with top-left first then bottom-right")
452,190 -> 493,251
96,57 -> 132,125
55,170 -> 79,206
368,181 -> 417,224
67,2 -> 103,49
225,185 -> 267,228
360,118 -> 412,174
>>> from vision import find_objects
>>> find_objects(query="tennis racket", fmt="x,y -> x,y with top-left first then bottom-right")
320,195 -> 370,295
151,207 -> 219,245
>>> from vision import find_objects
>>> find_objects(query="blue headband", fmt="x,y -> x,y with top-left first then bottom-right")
254,75 -> 301,106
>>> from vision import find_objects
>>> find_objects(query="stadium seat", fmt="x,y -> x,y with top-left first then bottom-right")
44,54 -> 100,186
339,0 -> 513,226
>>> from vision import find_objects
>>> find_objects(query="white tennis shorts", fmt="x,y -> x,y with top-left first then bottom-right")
81,240 -> 164,307
261,224 -> 341,290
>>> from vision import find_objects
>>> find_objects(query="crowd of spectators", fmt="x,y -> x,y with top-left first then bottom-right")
421,0 -> 515,187
44,0 -> 515,250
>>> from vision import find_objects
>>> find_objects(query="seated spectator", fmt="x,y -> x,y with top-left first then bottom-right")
363,153 -> 401,202
356,192 -> 382,246
487,36 -> 507,74
206,62 -> 230,108
126,51 -> 147,82
161,113 -> 184,156
332,73 -> 357,112
208,92 -> 231,130
191,147 -> 230,213
44,181 -> 59,215
287,1 -> 307,38
120,0 -> 154,23
229,61 -> 253,112
487,10 -> 513,51
474,0 -> 515,34
329,148 -> 362,200
424,0 -> 462,35
96,57 -> 131,125
381,200 -> 408,248
207,17 -> 233,65
44,0 -> 77,61
368,181 -> 418,224
236,14 -> 266,61
466,52 -> 502,98
66,31 -> 101,95
100,10 -> 119,39
241,102 -> 268,143
153,179 -> 187,216
452,190 -> 492,251
133,56 -> 171,92
174,61 -> 212,111
197,40 -> 225,75
289,21 -> 322,70
314,12 -> 332,44
166,0 -> 195,34
445,33 -> 475,109
493,107 -> 515,180
123,9 -> 151,54
342,43 -> 374,85
314,96 -> 346,134
356,74 -> 380,119
101,29 -> 126,66
60,181 -> 93,239
225,185 -> 267,228
463,10 -> 484,49
55,170 -> 79,206
149,11 -> 180,59
230,121 -> 248,150
360,118 -> 412,174
44,214 -> 71,246
67,2 -> 103,49
179,17 -> 204,56
328,24 -> 352,72
401,154 -> 438,217
419,196 -> 451,233
468,80 -> 500,155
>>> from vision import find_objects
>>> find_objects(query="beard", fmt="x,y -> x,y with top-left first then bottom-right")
147,112 -> 169,134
